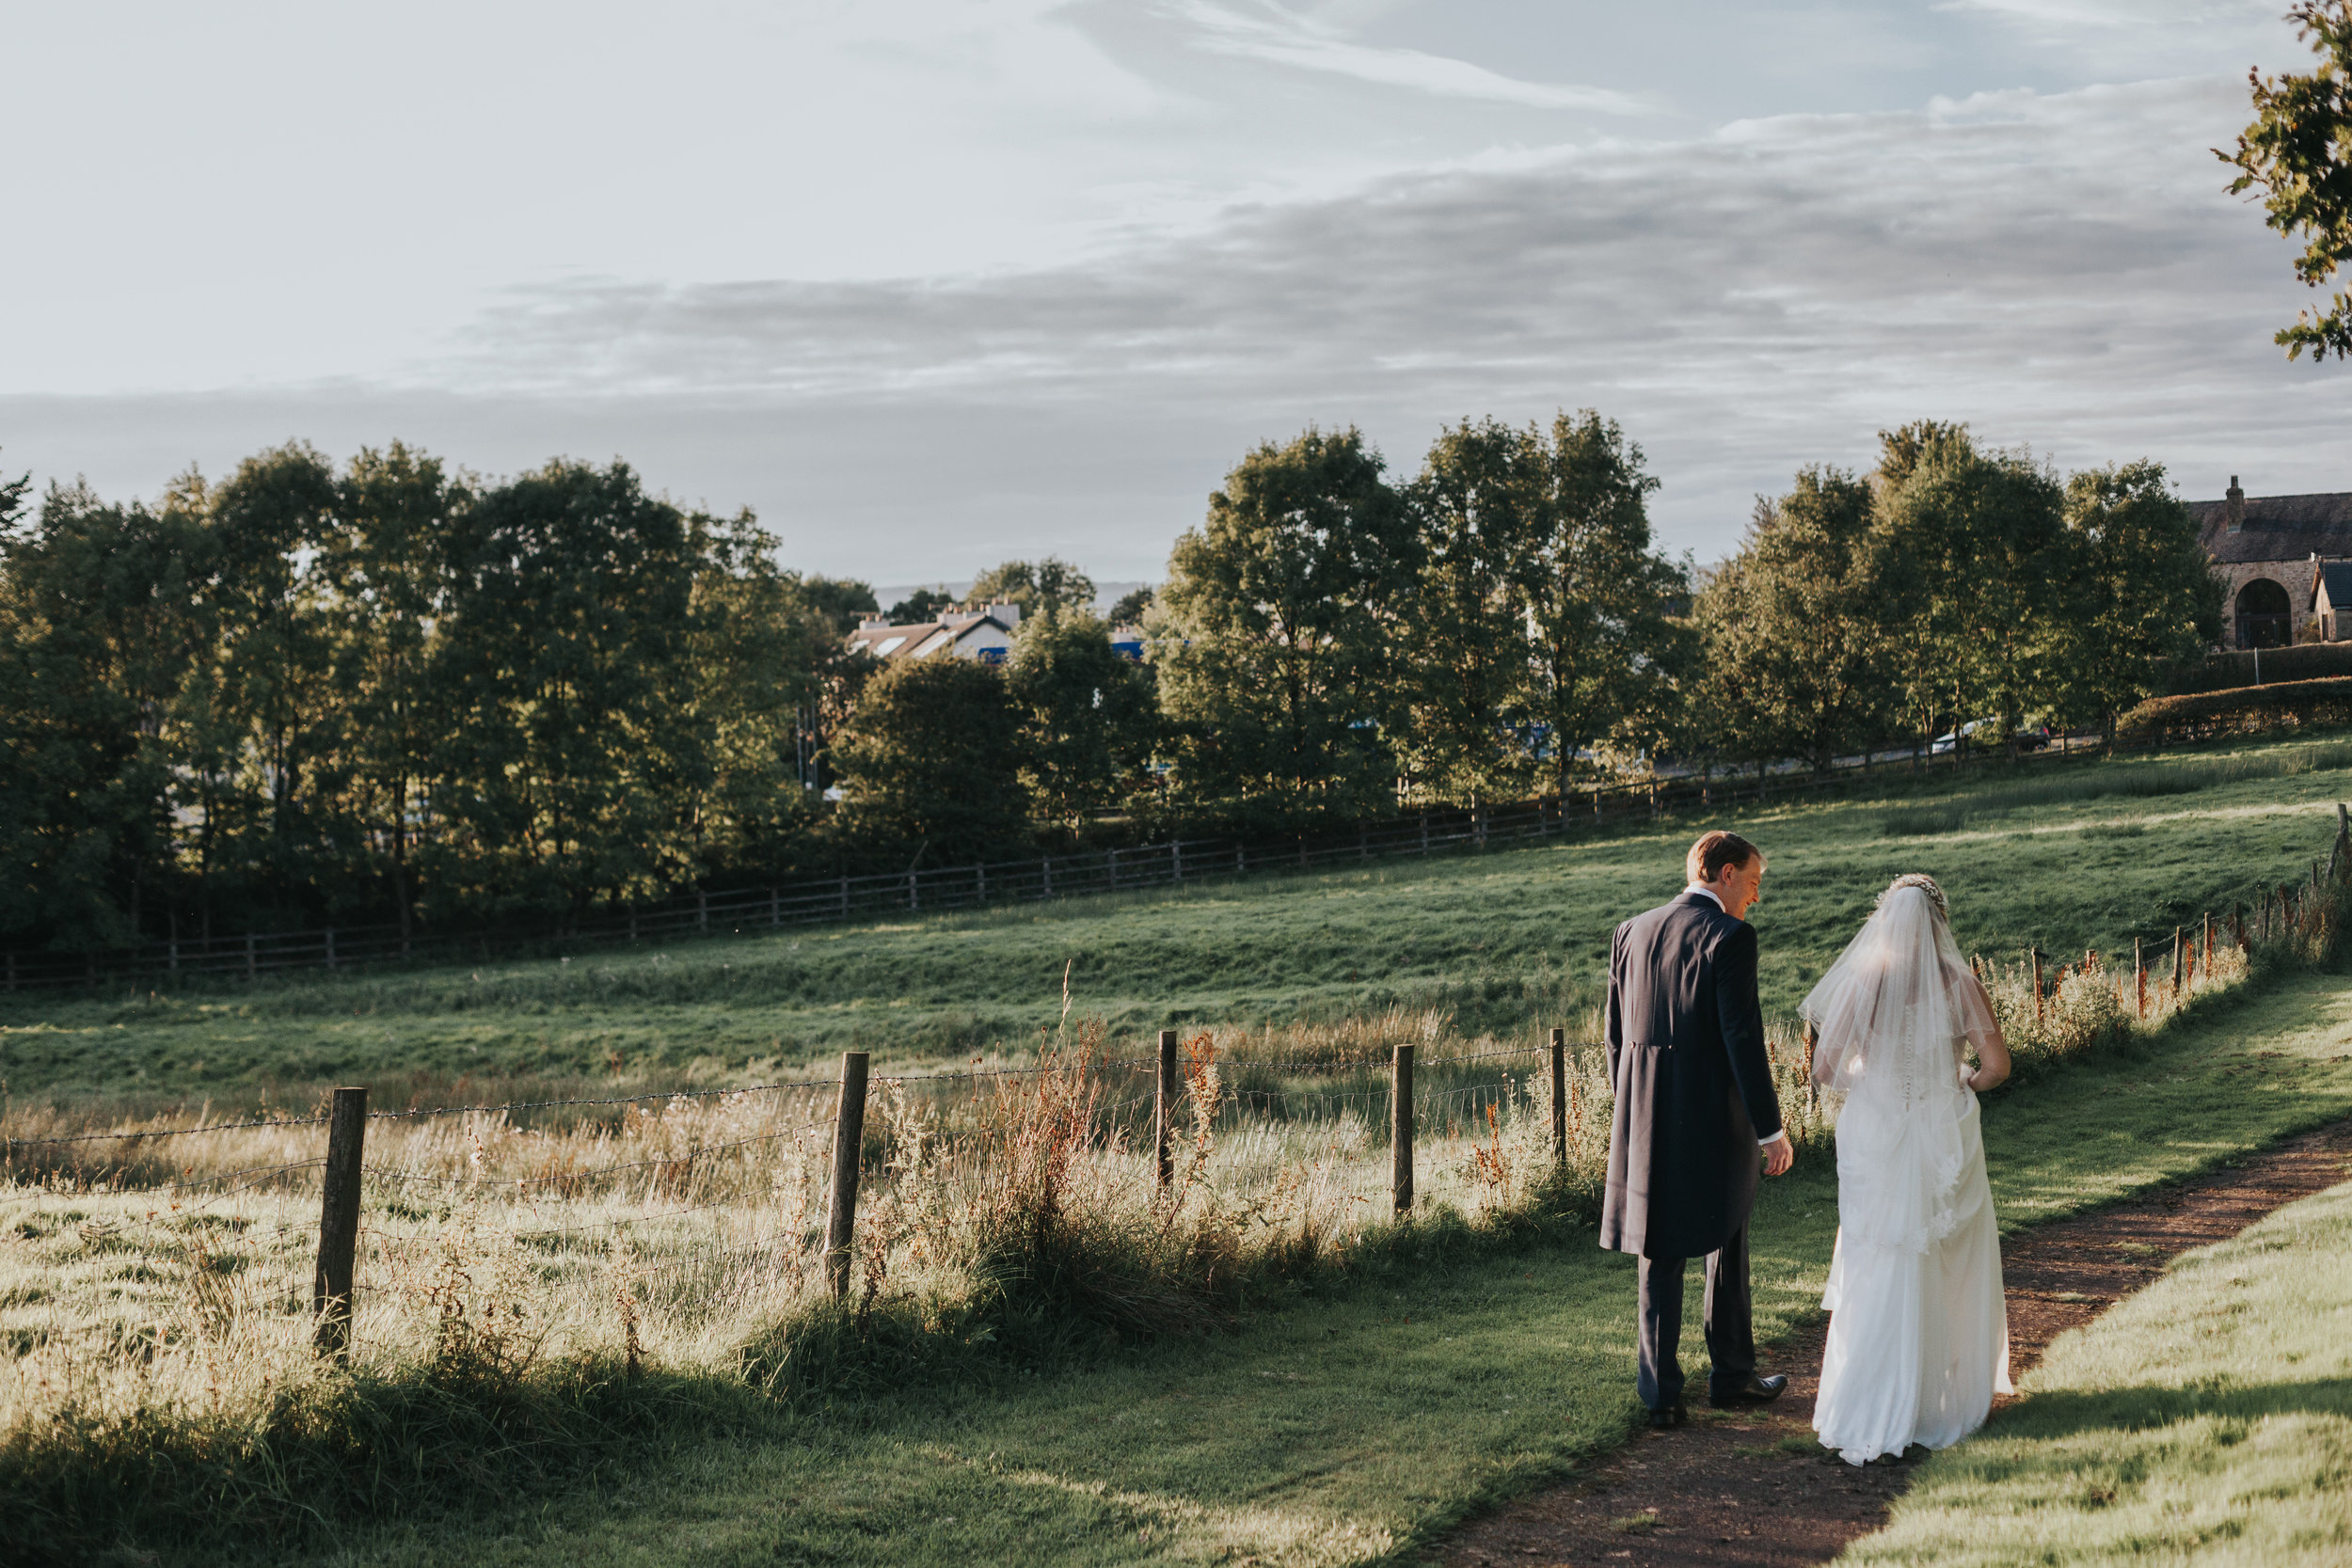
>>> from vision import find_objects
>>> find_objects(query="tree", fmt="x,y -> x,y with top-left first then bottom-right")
1874,424 -> 2069,758
2221,3 -> 2352,359
830,658 -> 1027,861
1006,609 -> 1156,833
202,444 -> 342,898
1695,468 -> 1892,774
431,459 -> 706,915
1513,411 -> 1692,795
1106,585 -> 1154,626
0,480 -> 208,948
886,586 -> 959,623
1156,428 -> 1417,823
2054,463 -> 2226,745
1404,419 -> 1539,808
801,576 -> 880,635
969,557 -> 1097,618
319,443 -> 462,942
683,510 -> 831,879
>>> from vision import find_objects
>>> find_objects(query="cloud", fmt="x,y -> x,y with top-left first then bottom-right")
12,73 -> 2347,581
1169,1 -> 1655,114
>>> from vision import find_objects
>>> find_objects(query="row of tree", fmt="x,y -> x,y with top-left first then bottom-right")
0,414 -> 2218,953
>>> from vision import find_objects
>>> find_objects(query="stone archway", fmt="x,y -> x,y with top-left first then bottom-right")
2235,578 -> 2293,649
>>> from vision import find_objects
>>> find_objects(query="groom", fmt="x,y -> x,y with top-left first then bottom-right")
1601,830 -> 1792,1429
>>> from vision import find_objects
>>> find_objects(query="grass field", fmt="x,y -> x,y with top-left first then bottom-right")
190,952 -> 2352,1567
10,738 -> 2352,1565
7,737 -> 2352,1116
1851,1176 -> 2352,1565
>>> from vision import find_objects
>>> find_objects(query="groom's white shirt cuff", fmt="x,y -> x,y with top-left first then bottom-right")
1684,881 -> 1787,1150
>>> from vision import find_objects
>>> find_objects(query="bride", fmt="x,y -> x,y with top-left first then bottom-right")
1802,874 -> 2012,1465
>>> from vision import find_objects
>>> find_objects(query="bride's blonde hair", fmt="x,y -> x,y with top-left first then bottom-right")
1878,873 -> 1948,919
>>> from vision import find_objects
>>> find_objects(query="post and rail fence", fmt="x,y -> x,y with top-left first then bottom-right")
0,728 -> 2178,995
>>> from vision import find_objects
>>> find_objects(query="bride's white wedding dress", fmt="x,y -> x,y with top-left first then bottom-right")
1801,883 -> 2011,1465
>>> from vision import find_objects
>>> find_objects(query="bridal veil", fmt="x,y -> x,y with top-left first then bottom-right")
1801,876 -> 2010,1464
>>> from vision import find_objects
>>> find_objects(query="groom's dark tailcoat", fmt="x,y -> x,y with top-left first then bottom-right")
1602,891 -> 1786,1410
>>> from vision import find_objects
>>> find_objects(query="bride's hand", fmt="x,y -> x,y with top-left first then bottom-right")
1959,1063 -> 1977,1091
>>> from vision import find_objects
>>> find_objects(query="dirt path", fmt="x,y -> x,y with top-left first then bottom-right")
1436,1117 -> 2352,1568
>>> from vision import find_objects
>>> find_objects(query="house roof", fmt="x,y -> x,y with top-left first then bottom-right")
845,607 -> 1018,662
2190,491 -> 2352,565
2312,561 -> 2352,613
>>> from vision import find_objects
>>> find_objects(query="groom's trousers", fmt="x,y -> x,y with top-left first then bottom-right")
1635,1223 -> 1755,1411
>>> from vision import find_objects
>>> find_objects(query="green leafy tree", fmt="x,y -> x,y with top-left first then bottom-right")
969,557 -> 1097,618
831,657 -> 1027,861
1695,467 -> 1892,774
685,511 -> 832,878
431,459 -> 706,915
1155,428 -> 1417,823
886,586 -> 959,623
0,480 -> 208,948
801,576 -> 880,635
2221,3 -> 2352,359
202,445 -> 342,897
319,443 -> 462,942
1513,411 -> 1692,794
1404,418 -> 1541,808
1006,609 -> 1157,833
1875,423 -> 2069,757
1106,585 -> 1155,626
2055,463 -> 2227,745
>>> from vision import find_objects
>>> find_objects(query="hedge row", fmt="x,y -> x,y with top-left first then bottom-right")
2161,642 -> 2352,696
2119,676 -> 2352,741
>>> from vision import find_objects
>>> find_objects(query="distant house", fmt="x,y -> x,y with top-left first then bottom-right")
2312,562 -> 2352,644
846,603 -> 1023,666
1109,624 -> 1146,661
2190,479 -> 2352,648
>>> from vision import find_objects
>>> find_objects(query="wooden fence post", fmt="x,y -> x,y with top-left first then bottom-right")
1391,1044 -> 1415,1213
1548,1027 -> 1566,1170
697,889 -> 708,933
1156,1029 -> 1180,1189
2172,926 -> 2185,994
2030,946 -> 2043,1028
246,933 -> 257,981
825,1051 -> 871,1299
770,888 -> 781,927
2135,937 -> 2146,1019
325,927 -> 337,973
2202,912 -> 2213,976
839,875 -> 850,918
312,1085 -> 368,1361
1172,840 -> 1184,883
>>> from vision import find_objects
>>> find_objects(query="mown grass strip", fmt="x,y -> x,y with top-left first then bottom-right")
1848,1176 -> 2352,1565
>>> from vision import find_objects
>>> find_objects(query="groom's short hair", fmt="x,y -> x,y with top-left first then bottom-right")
1687,831 -> 1762,885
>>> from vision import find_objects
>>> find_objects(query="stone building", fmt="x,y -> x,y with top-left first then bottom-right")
2189,479 -> 2352,649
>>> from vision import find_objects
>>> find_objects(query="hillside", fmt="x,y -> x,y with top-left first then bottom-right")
4,738 -> 2349,1110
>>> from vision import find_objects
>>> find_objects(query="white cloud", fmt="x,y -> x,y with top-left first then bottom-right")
1171,1 -> 1655,113
10,71 -> 2345,584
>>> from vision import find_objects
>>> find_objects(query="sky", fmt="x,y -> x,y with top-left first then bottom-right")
3,0 -> 2345,583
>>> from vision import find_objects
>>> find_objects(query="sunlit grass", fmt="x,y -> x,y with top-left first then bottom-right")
8,736 -> 2352,1117
1849,1176 -> 2352,1566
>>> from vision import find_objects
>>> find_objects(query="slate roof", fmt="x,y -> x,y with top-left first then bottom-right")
2312,561 -> 2352,614
2189,491 -> 2352,565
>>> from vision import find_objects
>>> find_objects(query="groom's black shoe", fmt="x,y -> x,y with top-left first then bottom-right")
1646,1403 -> 1688,1430
1709,1374 -> 1788,1409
